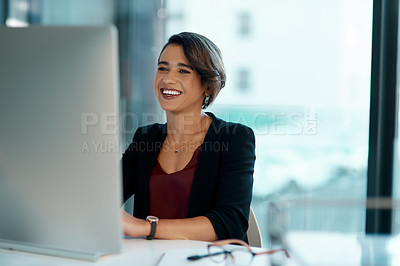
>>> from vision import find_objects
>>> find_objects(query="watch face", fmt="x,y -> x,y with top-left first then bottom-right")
147,216 -> 159,223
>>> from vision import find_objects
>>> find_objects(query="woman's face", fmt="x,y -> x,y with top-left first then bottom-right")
154,44 -> 206,114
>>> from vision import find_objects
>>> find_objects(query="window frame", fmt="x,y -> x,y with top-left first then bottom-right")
366,0 -> 399,234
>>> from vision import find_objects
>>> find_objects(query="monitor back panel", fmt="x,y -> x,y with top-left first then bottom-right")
0,26 -> 123,260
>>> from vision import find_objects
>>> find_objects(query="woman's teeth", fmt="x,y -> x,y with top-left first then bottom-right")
162,89 -> 181,96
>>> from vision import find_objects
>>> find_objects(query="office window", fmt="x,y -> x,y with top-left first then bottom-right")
237,68 -> 251,92
165,0 -> 373,246
238,12 -> 251,37
6,0 -> 29,26
2,0 -> 385,245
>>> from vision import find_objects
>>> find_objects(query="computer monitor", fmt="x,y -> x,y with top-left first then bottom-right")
0,26 -> 123,261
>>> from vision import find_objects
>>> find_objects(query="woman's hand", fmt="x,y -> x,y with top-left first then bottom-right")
121,210 -> 150,237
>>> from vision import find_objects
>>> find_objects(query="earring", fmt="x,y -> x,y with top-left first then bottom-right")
204,95 -> 210,106
201,95 -> 211,109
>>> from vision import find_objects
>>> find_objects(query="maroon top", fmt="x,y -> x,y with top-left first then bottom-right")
148,146 -> 201,219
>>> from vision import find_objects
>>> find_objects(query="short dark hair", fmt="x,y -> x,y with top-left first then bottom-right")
158,32 -> 226,109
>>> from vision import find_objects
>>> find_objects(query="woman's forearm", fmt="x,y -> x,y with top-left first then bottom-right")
155,216 -> 217,241
122,211 -> 217,241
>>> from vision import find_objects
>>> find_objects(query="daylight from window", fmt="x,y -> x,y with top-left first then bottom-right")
164,0 -> 373,246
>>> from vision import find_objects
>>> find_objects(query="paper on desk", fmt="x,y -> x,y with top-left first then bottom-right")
157,248 -> 272,266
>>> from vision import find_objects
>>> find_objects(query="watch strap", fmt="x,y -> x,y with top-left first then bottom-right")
146,221 -> 156,240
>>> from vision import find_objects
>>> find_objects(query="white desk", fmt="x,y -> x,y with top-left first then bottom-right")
0,237 -> 272,266
285,232 -> 400,266
4,233 -> 399,266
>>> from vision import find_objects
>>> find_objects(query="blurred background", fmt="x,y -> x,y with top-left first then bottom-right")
1,0 -> 399,248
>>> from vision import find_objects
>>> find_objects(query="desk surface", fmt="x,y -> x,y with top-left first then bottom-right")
0,237 -> 271,266
0,237 -> 200,266
3,233 -> 399,266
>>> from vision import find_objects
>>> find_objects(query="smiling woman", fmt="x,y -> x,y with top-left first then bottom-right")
155,32 -> 226,112
155,44 -> 205,113
121,32 -> 256,242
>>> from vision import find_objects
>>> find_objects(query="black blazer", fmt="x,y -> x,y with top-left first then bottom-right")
122,112 -> 256,241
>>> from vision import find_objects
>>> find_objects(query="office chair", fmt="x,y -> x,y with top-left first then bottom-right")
247,207 -> 263,247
